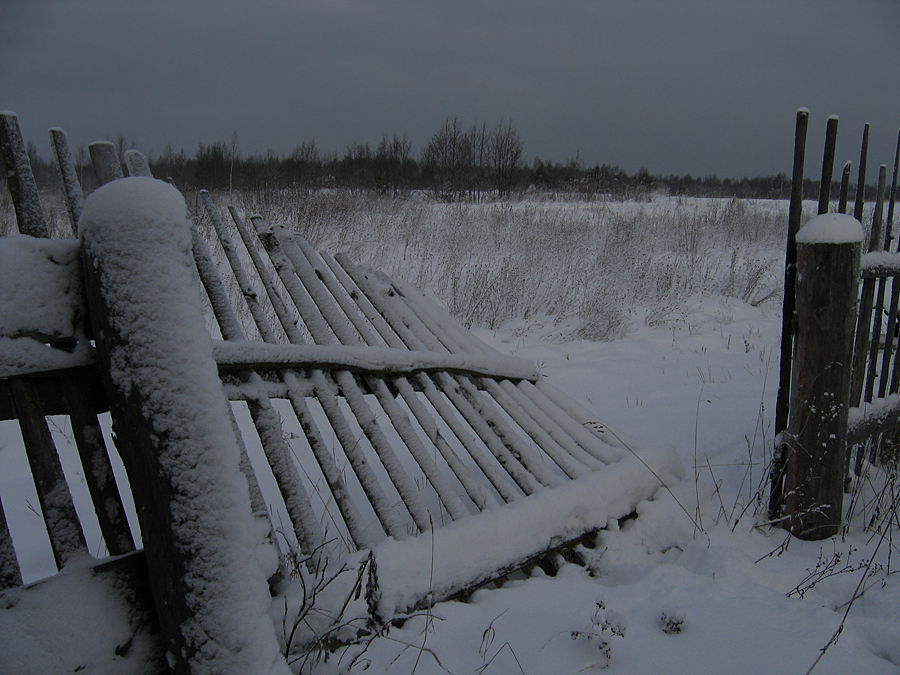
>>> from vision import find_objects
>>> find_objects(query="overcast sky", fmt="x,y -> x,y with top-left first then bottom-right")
2,0 -> 899,179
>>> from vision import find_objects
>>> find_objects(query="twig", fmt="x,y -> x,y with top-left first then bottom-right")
805,522 -> 889,675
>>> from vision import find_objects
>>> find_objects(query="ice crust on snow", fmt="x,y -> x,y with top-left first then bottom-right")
78,177 -> 289,675
795,213 -> 863,245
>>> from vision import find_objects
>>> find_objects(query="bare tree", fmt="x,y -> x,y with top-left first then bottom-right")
421,116 -> 476,198
489,120 -> 524,197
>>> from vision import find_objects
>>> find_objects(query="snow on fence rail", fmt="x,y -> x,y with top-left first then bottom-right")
772,110 -> 900,540
0,112 -> 678,673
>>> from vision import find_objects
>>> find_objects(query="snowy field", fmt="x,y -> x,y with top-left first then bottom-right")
1,193 -> 899,674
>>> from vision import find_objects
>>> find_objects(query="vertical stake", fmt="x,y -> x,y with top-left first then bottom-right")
818,116 -> 839,214
838,161 -> 852,214
853,123 -> 870,224
771,109 -> 809,520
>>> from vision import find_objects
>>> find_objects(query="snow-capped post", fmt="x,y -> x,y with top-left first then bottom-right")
124,148 -> 153,178
79,177 -> 290,675
0,112 -> 49,238
88,140 -> 124,186
780,213 -> 862,540
49,127 -> 85,232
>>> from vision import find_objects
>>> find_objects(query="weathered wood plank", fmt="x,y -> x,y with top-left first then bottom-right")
0,371 -> 107,421
49,128 -> 84,234
211,340 -> 539,381
0,112 -> 49,237
8,377 -> 87,568
0,495 -> 22,590
64,378 -> 134,556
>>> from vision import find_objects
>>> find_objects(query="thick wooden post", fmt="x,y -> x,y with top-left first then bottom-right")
780,214 -> 862,540
79,177 -> 289,675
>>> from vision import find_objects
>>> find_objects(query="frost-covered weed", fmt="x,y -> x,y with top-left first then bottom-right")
192,190 -> 786,340
570,600 -> 627,669
29,185 -> 785,338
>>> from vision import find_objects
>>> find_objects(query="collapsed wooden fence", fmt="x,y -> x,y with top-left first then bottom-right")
772,109 -> 900,540
0,112 -> 678,673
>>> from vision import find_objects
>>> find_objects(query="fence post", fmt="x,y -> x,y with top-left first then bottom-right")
79,177 -> 290,675
781,213 -> 862,540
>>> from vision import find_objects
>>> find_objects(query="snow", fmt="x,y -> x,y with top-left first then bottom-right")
0,235 -> 84,342
861,250 -> 900,277
0,555 -> 165,675
795,213 -> 863,245
211,339 -> 539,381
370,442 -> 682,618
0,235 -> 95,376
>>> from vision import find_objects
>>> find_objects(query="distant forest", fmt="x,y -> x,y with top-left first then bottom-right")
16,117 -> 885,202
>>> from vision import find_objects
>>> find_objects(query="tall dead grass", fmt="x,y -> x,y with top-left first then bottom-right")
216,190 -> 787,340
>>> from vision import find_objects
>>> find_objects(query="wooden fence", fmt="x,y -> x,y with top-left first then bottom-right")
772,109 -> 900,540
0,112 -> 680,673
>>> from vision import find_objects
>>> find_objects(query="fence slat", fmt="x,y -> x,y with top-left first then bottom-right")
88,141 -> 124,186
839,160 -> 852,213
853,123 -> 870,224
9,377 -> 87,568
49,128 -> 84,234
771,110 -> 810,521
818,116 -> 839,214
123,149 -> 152,178
0,112 -> 49,238
65,378 -> 134,556
0,496 -> 22,590
862,166 -> 889,403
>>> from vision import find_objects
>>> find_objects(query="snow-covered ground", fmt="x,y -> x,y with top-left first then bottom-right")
300,299 -> 899,674
1,194 -> 898,673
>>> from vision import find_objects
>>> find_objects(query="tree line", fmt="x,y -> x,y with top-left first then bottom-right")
11,117 -> 885,201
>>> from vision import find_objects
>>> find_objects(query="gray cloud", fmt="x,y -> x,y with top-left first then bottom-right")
2,0 -> 898,178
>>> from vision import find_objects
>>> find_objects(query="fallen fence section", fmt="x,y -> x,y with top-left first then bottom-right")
0,111 -> 681,674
